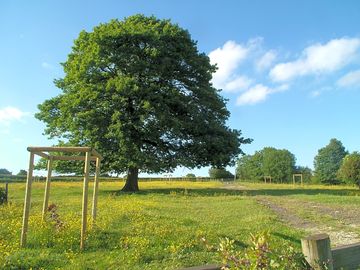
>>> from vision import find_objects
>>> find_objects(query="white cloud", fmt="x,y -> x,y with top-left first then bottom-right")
209,40 -> 249,89
236,84 -> 272,105
224,76 -> 253,93
337,69 -> 360,88
41,62 -> 54,69
256,50 -> 277,71
236,83 -> 289,106
0,107 -> 29,125
270,37 -> 360,82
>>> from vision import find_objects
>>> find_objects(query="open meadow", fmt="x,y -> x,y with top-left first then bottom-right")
1,180 -> 360,269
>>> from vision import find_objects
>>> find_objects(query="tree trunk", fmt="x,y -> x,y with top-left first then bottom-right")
122,167 -> 139,192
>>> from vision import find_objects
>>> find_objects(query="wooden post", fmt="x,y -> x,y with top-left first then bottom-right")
91,157 -> 100,223
301,234 -> 333,270
80,151 -> 91,250
264,176 -> 272,184
20,152 -> 35,247
293,174 -> 303,185
5,182 -> 8,203
42,157 -> 53,221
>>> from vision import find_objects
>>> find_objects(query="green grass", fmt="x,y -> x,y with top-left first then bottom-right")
1,181 -> 359,269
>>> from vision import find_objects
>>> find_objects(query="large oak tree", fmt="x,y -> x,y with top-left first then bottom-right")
36,15 -> 251,191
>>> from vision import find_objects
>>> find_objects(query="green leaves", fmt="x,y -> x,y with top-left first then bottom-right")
314,138 -> 348,184
36,14 -> 251,177
337,151 -> 360,187
236,147 -> 296,183
208,168 -> 234,179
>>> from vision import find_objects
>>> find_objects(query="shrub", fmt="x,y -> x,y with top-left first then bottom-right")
216,231 -> 309,270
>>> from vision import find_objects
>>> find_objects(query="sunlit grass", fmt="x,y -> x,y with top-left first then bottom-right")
1,180 -> 358,269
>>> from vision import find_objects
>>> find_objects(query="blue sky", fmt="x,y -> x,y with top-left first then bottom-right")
1,1 -> 360,177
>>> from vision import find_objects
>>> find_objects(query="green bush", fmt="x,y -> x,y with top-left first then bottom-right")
216,231 -> 309,270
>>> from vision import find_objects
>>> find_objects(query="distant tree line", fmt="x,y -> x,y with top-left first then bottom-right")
236,138 -> 360,188
0,169 -> 27,176
236,147 -> 302,183
314,138 -> 360,188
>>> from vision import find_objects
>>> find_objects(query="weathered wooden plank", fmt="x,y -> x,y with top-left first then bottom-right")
301,233 -> 333,270
91,158 -> 101,223
28,146 -> 92,153
33,151 -> 50,159
178,264 -> 222,270
332,242 -> 360,270
91,148 -> 103,159
52,155 -> 97,161
80,151 -> 91,250
20,152 -> 35,247
42,158 -> 53,221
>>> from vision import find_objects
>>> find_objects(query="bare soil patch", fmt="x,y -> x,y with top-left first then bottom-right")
255,197 -> 360,246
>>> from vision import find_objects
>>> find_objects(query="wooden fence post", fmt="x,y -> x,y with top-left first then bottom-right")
5,182 -> 8,203
91,157 -> 100,224
20,152 -> 35,247
80,151 -> 91,250
301,233 -> 333,270
42,157 -> 53,221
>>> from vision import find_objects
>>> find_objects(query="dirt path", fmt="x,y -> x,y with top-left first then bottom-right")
256,197 -> 360,246
221,183 -> 360,246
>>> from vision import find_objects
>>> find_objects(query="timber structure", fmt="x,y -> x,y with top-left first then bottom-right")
20,146 -> 102,250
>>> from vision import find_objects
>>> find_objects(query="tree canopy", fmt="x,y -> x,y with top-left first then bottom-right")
337,152 -> 360,188
314,138 -> 347,184
236,152 -> 263,181
208,167 -> 234,179
236,147 -> 296,183
36,15 -> 251,191
17,170 -> 27,176
262,147 -> 296,183
0,168 -> 11,175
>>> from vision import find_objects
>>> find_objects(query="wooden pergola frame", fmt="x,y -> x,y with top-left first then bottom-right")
264,176 -> 272,183
20,146 -> 102,250
293,173 -> 303,185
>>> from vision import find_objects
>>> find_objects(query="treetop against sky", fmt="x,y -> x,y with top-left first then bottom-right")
0,1 -> 360,176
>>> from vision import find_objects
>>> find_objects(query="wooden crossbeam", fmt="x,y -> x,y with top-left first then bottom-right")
51,156 -> 97,161
28,146 -> 92,153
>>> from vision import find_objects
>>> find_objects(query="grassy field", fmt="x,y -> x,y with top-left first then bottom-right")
0,180 -> 359,269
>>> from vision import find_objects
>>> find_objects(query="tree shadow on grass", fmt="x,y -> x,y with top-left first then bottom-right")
103,187 -> 360,197
272,232 -> 301,245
